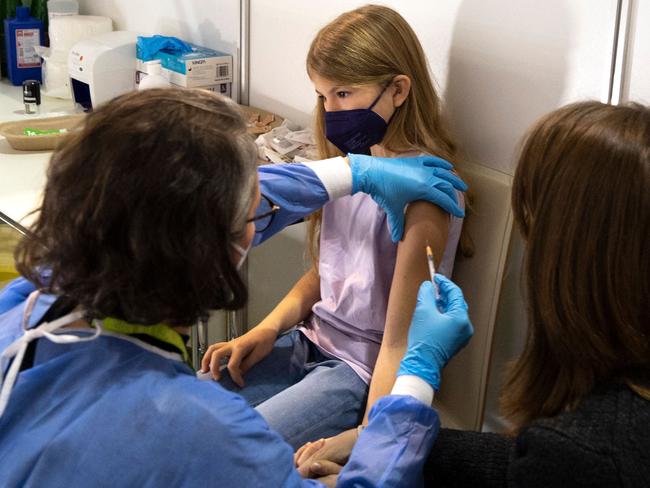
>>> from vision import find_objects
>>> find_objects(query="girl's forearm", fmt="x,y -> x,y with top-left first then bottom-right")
362,344 -> 406,423
257,266 -> 321,334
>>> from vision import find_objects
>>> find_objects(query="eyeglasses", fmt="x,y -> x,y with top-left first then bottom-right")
247,195 -> 280,233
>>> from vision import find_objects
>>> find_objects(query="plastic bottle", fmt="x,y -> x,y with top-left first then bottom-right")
138,62 -> 171,90
0,0 -> 23,76
47,0 -> 78,22
4,6 -> 44,85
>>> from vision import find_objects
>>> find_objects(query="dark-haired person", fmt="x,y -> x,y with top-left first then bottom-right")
0,88 -> 473,487
296,101 -> 650,487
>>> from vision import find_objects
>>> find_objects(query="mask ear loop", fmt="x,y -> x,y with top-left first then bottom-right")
367,81 -> 393,110
368,81 -> 401,129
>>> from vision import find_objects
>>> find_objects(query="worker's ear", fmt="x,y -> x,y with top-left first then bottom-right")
391,75 -> 411,108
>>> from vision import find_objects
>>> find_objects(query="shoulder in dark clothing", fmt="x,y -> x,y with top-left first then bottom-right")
425,382 -> 650,488
511,382 -> 650,487
425,428 -> 511,487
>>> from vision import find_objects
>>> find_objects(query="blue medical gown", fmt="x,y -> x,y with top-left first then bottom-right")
0,295 -> 439,487
256,163 -> 330,245
0,276 -> 41,315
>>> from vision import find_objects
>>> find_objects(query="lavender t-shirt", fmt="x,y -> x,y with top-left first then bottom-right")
298,191 -> 464,384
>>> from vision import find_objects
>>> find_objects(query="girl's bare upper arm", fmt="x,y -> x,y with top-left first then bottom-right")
361,201 -> 452,420
382,201 -> 450,346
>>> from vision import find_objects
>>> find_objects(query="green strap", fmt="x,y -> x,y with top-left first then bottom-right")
102,317 -> 191,366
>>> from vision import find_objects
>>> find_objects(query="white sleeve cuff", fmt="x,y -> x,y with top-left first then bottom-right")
302,156 -> 352,201
392,375 -> 434,406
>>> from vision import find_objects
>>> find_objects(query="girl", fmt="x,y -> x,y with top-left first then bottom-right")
202,4 -> 466,449
298,101 -> 650,485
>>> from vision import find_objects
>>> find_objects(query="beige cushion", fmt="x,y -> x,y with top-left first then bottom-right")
433,161 -> 514,430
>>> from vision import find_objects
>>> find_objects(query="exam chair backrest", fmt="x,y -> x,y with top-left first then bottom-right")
433,161 -> 514,431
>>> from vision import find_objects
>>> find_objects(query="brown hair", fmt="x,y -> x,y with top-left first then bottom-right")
502,101 -> 650,431
305,4 -> 460,261
15,88 -> 257,326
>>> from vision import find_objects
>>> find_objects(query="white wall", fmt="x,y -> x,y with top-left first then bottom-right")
249,0 -> 618,175
624,0 -> 650,103
77,0 -> 241,101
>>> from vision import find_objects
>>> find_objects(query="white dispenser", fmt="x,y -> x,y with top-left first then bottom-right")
68,31 -> 138,110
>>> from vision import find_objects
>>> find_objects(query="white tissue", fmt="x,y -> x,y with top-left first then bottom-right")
40,15 -> 113,99
49,15 -> 113,56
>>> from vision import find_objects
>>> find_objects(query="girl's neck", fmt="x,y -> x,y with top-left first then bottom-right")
370,144 -> 420,158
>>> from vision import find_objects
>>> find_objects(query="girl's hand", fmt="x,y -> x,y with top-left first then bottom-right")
311,461 -> 343,487
294,438 -> 325,467
199,326 -> 279,386
295,428 -> 359,478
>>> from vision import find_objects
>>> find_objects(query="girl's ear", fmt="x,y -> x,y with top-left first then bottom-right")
392,75 -> 411,108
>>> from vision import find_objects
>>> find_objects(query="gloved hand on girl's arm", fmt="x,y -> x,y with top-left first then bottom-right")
348,153 -> 468,242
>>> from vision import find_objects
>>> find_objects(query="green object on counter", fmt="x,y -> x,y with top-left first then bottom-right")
23,127 -> 67,136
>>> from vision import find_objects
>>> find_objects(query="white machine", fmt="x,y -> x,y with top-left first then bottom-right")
68,31 -> 138,110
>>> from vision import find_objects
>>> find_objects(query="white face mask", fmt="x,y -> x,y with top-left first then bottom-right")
231,241 -> 252,270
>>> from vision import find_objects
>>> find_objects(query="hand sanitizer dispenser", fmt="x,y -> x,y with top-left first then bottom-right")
68,31 -> 138,110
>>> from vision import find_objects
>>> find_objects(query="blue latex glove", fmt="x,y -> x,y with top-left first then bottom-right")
397,275 -> 474,390
348,153 -> 468,242
136,35 -> 193,61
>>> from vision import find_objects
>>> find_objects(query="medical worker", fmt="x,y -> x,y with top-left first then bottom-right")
0,88 -> 472,487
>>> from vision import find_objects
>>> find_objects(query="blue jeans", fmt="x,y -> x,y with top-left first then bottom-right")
219,330 -> 368,450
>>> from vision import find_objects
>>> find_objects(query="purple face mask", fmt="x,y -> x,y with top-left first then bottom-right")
324,84 -> 390,155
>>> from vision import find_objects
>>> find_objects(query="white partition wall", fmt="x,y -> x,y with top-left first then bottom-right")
246,0 -> 622,431
624,0 -> 650,103
248,0 -> 618,174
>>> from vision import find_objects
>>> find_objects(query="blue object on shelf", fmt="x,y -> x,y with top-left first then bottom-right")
4,6 -> 44,86
136,35 -> 192,62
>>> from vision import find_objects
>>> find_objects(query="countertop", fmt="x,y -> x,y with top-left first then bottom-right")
0,80 -> 283,226
0,80 -> 76,226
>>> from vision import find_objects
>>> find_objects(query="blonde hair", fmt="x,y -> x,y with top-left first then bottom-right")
305,4 -> 460,261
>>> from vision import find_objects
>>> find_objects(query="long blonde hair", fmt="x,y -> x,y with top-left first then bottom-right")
305,5 -> 460,261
